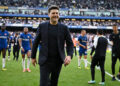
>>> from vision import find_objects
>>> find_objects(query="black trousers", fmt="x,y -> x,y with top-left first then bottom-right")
13,46 -> 20,61
112,52 -> 120,75
0,48 -> 6,58
73,46 -> 77,56
39,61 -> 62,86
91,56 -> 105,82
90,46 -> 95,56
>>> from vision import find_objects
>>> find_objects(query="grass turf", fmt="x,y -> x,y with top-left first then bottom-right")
0,50 -> 120,86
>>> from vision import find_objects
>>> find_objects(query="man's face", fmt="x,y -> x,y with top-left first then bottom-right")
48,9 -> 59,23
96,31 -> 99,35
24,28 -> 28,33
1,26 -> 6,31
113,26 -> 118,32
15,34 -> 18,37
81,30 -> 86,36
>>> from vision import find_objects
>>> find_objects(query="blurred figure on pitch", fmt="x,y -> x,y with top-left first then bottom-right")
88,30 -> 108,85
90,35 -> 100,69
31,32 -> 35,45
0,23 -> 9,71
78,30 -> 89,69
72,36 -> 77,56
19,27 -> 32,72
90,36 -> 96,60
109,24 -> 120,81
7,33 -> 13,61
13,32 -> 20,61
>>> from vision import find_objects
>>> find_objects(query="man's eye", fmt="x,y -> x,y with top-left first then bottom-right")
52,13 -> 58,14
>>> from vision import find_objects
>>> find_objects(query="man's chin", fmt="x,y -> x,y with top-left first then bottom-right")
1,29 -> 5,31
52,20 -> 58,23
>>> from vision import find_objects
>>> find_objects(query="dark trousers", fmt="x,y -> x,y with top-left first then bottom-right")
112,53 -> 120,75
91,56 -> 105,82
73,46 -> 77,56
13,46 -> 20,61
39,61 -> 62,86
90,46 -> 95,56
90,47 -> 100,66
0,48 -> 6,58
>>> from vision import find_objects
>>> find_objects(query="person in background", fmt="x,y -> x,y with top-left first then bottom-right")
72,37 -> 77,56
78,30 -> 89,69
7,33 -> 13,61
88,30 -> 108,85
13,32 -> 20,61
0,23 -> 9,71
109,24 -> 120,81
19,27 -> 32,72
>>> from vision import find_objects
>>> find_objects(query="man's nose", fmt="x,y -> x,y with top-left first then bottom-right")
54,13 -> 58,16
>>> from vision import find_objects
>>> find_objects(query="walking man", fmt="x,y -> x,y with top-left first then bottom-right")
31,5 -> 73,86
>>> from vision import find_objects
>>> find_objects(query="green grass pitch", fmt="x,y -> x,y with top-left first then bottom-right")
0,49 -> 120,86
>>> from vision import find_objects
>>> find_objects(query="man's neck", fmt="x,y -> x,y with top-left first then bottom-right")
81,34 -> 84,36
1,29 -> 5,32
113,31 -> 119,34
24,32 -> 28,34
98,34 -> 103,37
50,21 -> 58,25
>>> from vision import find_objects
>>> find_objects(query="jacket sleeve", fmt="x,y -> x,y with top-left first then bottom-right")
64,25 -> 74,59
31,25 -> 41,59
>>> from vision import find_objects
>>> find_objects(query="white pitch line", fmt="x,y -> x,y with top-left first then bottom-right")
87,61 -> 120,82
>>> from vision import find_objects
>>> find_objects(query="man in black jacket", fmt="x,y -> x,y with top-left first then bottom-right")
31,5 -> 73,86
88,30 -> 108,85
109,24 -> 120,81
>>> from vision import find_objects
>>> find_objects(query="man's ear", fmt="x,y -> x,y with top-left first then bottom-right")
48,13 -> 50,17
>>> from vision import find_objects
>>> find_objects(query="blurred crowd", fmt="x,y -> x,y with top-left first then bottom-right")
0,19 -> 47,25
0,0 -> 120,17
0,9 -> 119,17
0,19 -> 120,26
0,0 -> 120,10
61,20 -> 120,26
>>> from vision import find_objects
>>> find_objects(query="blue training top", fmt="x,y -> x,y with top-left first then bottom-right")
20,33 -> 32,50
78,35 -> 87,51
0,30 -> 9,49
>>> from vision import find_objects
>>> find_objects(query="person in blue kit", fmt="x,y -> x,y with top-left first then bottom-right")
0,23 -> 9,71
19,27 -> 32,72
78,30 -> 89,69
7,33 -> 13,61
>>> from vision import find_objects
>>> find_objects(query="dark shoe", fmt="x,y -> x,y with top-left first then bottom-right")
116,74 -> 120,80
112,77 -> 116,81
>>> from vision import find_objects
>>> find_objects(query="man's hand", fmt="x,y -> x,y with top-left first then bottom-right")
21,47 -> 24,52
64,56 -> 71,67
82,45 -> 87,49
90,55 -> 92,60
32,58 -> 37,67
82,45 -> 85,49
7,45 -> 9,49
